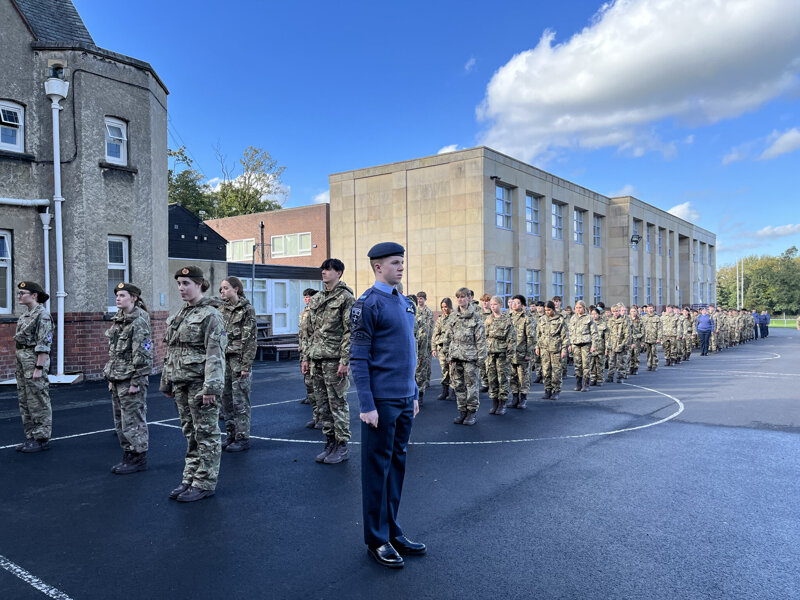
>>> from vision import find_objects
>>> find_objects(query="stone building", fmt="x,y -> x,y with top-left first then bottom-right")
329,147 -> 716,308
0,0 -> 168,381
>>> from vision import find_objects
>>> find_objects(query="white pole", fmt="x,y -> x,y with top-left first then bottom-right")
39,210 -> 52,312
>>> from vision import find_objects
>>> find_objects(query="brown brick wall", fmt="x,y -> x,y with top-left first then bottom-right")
205,204 -> 330,267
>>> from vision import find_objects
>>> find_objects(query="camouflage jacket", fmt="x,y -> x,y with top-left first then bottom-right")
607,315 -> 631,353
630,316 -> 644,343
642,313 -> 663,343
307,281 -> 355,364
536,313 -> 568,353
592,319 -> 609,354
298,306 -> 312,362
161,297 -> 227,396
431,313 -> 453,355
14,303 -> 53,353
415,305 -> 433,359
568,313 -> 600,346
419,305 -> 435,346
510,310 -> 536,362
484,313 -> 516,355
661,313 -> 680,336
103,307 -> 153,386
221,296 -> 257,371
443,304 -> 487,362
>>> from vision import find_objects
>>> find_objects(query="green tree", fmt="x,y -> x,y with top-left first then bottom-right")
716,246 -> 800,312
168,146 -> 216,217
214,145 -> 286,217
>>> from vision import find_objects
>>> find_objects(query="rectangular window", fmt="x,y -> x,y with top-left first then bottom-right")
496,267 -> 513,306
107,235 -> 129,312
525,193 -> 541,235
0,230 -> 11,313
574,273 -> 584,301
646,225 -> 652,253
632,219 -> 640,249
633,276 -> 640,305
658,278 -> 663,305
104,117 -> 127,166
495,186 -> 512,230
693,240 -> 699,262
242,278 -> 268,315
551,202 -> 563,240
0,102 -> 24,153
592,215 -> 602,248
646,277 -> 652,304
226,238 -> 255,262
700,282 -> 706,303
552,271 -> 564,298
658,229 -> 663,256
693,282 -> 699,304
526,269 -> 540,305
573,209 -> 585,244
593,275 -> 602,305
270,232 -> 312,258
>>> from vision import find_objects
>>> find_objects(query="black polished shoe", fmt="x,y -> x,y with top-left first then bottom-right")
224,439 -> 249,453
367,543 -> 404,568
390,536 -> 427,556
169,482 -> 191,500
176,486 -> 215,503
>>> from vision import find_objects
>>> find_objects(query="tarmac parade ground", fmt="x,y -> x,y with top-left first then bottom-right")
1,329 -> 798,599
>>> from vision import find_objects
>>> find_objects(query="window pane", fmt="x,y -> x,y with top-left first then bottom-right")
1,108 -> 20,124
107,142 -> 121,159
285,234 -> 299,256
108,240 -> 124,264
0,266 -> 7,309
299,233 -> 311,252
254,279 -> 267,290
108,269 -> 126,308
1,127 -> 17,145
0,236 -> 7,259
272,236 -> 284,256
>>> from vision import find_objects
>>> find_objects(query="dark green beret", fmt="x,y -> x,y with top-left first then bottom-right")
114,282 -> 142,297
367,242 -> 405,259
17,281 -> 49,303
174,265 -> 205,279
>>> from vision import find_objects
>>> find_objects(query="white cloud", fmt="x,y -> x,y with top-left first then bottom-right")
312,190 -> 330,204
667,201 -> 700,222
753,224 -> 800,238
464,57 -> 476,73
477,0 -> 800,162
437,144 -> 461,154
722,146 -> 748,165
684,135 -> 695,145
610,183 -> 638,197
759,127 -> 800,160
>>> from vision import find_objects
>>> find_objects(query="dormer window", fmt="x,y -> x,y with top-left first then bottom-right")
105,117 -> 127,165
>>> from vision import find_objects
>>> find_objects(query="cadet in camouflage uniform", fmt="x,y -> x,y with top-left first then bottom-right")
431,298 -> 454,400
708,304 -> 719,352
509,295 -> 536,408
589,306 -> 608,385
661,305 -> 679,366
299,288 -> 320,428
485,295 -> 516,415
444,287 -> 487,425
13,281 -> 53,453
303,258 -> 355,465
681,307 -> 693,361
415,291 -> 435,406
616,302 -> 633,378
161,266 -> 227,502
553,296 -> 571,376
568,300 -> 599,392
642,304 -> 663,371
478,294 -> 493,392
104,282 -> 152,473
628,306 -> 644,375
536,300 -> 568,400
531,301 -> 545,383
606,303 -> 630,383
219,277 -> 257,452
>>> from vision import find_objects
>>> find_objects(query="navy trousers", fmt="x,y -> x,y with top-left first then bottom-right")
361,395 -> 415,547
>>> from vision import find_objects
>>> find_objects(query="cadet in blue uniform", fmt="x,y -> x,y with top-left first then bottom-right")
350,242 -> 426,569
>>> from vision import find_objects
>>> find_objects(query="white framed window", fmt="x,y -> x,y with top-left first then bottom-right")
0,101 -> 24,153
242,278 -> 268,315
593,275 -> 602,304
658,229 -> 663,256
0,230 -> 11,314
593,215 -> 602,248
271,232 -> 312,258
525,193 -> 541,235
107,235 -> 129,312
496,266 -> 513,306
574,273 -> 584,301
658,278 -> 663,305
226,238 -> 255,262
104,117 -> 127,165
552,271 -> 564,298
551,202 -> 563,240
526,269 -> 540,305
633,276 -> 640,305
646,225 -> 652,253
646,277 -> 652,304
573,209 -> 585,244
495,186 -> 512,230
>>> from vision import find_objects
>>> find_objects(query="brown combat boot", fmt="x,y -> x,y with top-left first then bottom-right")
462,410 -> 477,426
517,394 -> 527,409
489,398 -> 498,415
582,377 -> 590,392
453,411 -> 467,424
507,393 -> 518,408
437,384 -> 449,400
574,377 -> 582,391
114,451 -> 147,475
111,451 -> 131,473
315,435 -> 336,462
496,397 -> 507,415
323,441 -> 349,464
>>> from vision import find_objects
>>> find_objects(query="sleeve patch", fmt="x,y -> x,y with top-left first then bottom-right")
142,339 -> 152,351
351,305 -> 362,327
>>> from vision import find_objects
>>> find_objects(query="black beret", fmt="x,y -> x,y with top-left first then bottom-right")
367,242 -> 405,259
114,282 -> 142,297
18,281 -> 49,303
174,265 -> 205,279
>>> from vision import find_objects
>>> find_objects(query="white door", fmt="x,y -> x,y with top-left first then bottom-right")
271,280 -> 290,334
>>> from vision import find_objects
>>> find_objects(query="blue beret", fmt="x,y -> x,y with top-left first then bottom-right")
367,242 -> 405,259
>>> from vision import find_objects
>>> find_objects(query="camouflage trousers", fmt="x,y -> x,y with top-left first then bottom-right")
15,349 -> 52,441
645,342 -> 659,369
540,351 -> 563,393
174,381 -> 221,491
480,358 -> 489,388
572,343 -> 591,379
662,337 -> 677,361
589,352 -> 605,383
416,353 -> 432,395
304,371 -> 319,422
710,330 -> 719,352
110,380 -> 149,453
607,350 -> 628,379
629,344 -> 640,372
510,359 -> 531,394
450,359 -> 480,412
437,352 -> 451,387
486,353 -> 510,399
311,359 -> 351,442
221,360 -> 251,441
531,352 -> 542,380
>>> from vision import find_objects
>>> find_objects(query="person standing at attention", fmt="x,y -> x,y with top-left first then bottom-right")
350,242 -> 425,569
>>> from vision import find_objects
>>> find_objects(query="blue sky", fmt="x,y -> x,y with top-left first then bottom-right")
74,0 -> 799,265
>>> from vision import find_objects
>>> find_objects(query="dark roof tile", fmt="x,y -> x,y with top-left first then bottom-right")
13,0 -> 94,45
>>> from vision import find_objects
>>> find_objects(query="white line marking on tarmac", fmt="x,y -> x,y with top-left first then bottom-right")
0,427 -> 116,450
0,554 -> 74,600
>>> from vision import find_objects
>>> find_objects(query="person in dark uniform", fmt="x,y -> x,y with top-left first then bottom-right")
350,241 -> 425,569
